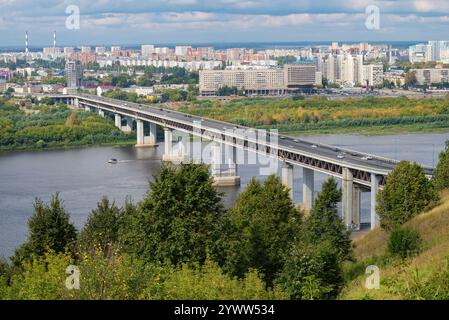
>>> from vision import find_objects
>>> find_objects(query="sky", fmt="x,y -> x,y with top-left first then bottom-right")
1,0 -> 449,46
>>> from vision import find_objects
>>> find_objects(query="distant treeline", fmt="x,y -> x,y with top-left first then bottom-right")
180,96 -> 449,133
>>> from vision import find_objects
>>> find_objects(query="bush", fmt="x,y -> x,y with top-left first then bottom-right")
276,241 -> 343,300
388,227 -> 422,259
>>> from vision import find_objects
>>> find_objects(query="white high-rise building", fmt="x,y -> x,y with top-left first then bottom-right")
63,47 -> 75,55
363,64 -> 384,87
141,44 -> 155,57
95,46 -> 106,54
175,46 -> 192,56
409,43 -> 432,63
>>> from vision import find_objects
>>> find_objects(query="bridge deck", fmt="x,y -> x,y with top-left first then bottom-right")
46,94 -> 435,185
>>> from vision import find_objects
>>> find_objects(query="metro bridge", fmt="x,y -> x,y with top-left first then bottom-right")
43,93 -> 434,230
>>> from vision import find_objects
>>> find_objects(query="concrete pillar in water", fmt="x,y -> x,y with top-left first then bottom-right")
342,167 -> 354,228
352,185 -> 362,230
281,162 -> 294,200
302,167 -> 315,210
136,119 -> 144,146
371,173 -> 381,230
212,141 -> 240,186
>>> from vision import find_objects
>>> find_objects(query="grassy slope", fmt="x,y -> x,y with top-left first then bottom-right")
340,191 -> 449,299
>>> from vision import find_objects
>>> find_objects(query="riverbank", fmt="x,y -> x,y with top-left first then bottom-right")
279,124 -> 449,136
0,99 -> 136,153
0,140 -> 136,154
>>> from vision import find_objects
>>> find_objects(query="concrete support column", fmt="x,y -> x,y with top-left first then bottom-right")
147,122 -> 157,146
212,141 -> 240,186
342,167 -> 354,228
162,128 -> 173,161
371,173 -> 381,230
211,141 -> 221,177
98,109 -> 105,117
136,119 -> 144,146
282,162 -> 294,200
162,128 -> 184,162
84,105 -> 91,112
227,146 -> 238,177
114,114 -> 121,129
302,167 -> 315,210
122,117 -> 132,132
352,185 -> 362,230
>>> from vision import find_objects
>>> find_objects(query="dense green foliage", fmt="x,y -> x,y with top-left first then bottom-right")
433,141 -> 449,191
12,159 -> 444,300
0,250 -> 285,300
377,161 -> 438,231
0,98 -> 135,151
276,241 -> 342,300
180,96 -> 449,133
216,176 -> 302,285
301,178 -> 352,262
119,163 -> 225,265
388,227 -> 422,259
11,194 -> 77,268
79,197 -> 123,253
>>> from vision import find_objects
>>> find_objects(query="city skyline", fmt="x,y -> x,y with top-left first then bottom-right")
2,0 -> 449,46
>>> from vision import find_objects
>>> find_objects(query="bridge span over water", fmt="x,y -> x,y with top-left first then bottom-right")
45,94 -> 434,230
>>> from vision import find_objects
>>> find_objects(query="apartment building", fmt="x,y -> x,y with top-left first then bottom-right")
199,64 -> 316,95
412,68 -> 449,85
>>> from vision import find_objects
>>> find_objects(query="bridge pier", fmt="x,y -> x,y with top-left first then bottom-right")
121,117 -> 132,133
98,109 -> 105,117
162,128 -> 184,162
371,173 -> 381,230
352,185 -> 362,230
114,114 -> 121,129
211,141 -> 240,187
342,167 -> 354,228
136,120 -> 158,148
303,167 -> 314,210
84,105 -> 91,112
281,162 -> 294,200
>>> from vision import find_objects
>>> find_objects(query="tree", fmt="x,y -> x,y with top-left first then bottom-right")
219,176 -> 302,285
119,163 -> 224,265
377,161 -> 438,231
65,112 -> 81,126
79,197 -> 123,254
433,141 -> 449,191
276,241 -> 342,300
301,177 -> 352,262
404,71 -> 417,87
11,194 -> 77,267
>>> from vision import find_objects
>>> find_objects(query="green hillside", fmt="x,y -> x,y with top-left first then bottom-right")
341,190 -> 449,299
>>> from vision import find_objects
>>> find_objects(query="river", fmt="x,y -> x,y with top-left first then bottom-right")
1,132 -> 448,258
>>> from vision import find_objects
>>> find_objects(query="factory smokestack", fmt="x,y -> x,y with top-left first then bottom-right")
25,31 -> 29,53
53,31 -> 56,48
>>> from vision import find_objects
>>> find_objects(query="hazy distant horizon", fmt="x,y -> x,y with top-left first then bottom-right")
0,40 -> 423,53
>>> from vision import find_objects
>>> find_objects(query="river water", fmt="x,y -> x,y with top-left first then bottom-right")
1,132 -> 448,258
